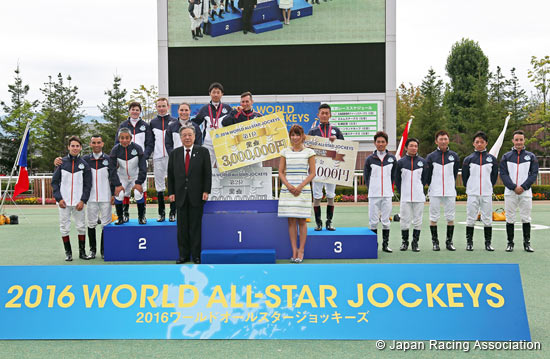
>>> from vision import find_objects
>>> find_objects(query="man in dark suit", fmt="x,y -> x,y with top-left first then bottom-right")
238,0 -> 257,34
168,123 -> 212,264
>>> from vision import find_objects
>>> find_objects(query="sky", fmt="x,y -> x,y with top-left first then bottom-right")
0,0 -> 548,116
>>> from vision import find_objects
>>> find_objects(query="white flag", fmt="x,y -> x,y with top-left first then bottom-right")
489,112 -> 511,158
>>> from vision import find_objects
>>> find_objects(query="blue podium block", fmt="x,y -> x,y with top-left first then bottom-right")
253,20 -> 283,34
103,201 -> 377,261
208,0 -> 312,37
202,200 -> 292,259
304,227 -> 378,259
202,200 -> 377,260
103,219 -> 178,261
208,11 -> 243,37
290,0 -> 313,19
251,0 -> 282,25
201,249 -> 276,264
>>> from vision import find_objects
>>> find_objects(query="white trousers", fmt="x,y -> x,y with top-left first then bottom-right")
313,181 -> 336,200
504,194 -> 532,223
369,197 -> 392,230
87,202 -> 112,228
153,156 -> 168,192
205,144 -> 218,169
429,196 -> 455,223
466,195 -> 492,227
400,202 -> 424,230
115,176 -> 144,202
58,205 -> 86,236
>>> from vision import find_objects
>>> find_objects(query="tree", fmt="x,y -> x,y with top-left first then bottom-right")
94,75 -> 128,151
36,74 -> 85,171
0,66 -> 39,173
413,68 -> 446,157
443,38 -> 490,159
486,66 -> 511,152
396,82 -> 422,142
129,85 -> 158,122
525,55 -> 550,155
505,67 -> 529,126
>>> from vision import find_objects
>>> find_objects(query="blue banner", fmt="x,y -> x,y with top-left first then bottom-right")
0,264 -> 530,340
171,102 -> 320,134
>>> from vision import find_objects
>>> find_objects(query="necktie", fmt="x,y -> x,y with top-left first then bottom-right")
185,149 -> 190,175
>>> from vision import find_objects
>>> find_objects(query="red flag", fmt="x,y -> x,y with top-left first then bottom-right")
396,117 -> 413,160
13,133 -> 30,199
13,167 -> 29,199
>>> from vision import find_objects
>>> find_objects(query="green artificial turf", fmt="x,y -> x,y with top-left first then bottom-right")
0,203 -> 547,358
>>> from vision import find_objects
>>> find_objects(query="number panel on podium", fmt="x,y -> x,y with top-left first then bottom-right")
103,220 -> 178,261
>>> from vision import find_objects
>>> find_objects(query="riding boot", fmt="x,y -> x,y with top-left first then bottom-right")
430,225 -> 440,251
88,227 -> 97,259
138,202 -> 147,224
446,225 -> 456,251
382,229 -> 392,253
115,204 -> 124,225
523,222 -> 534,252
123,203 -> 130,222
157,191 -> 166,222
505,222 -> 514,252
411,229 -> 421,252
400,230 -> 409,251
169,201 -> 177,222
62,236 -> 72,261
326,205 -> 335,231
466,226 -> 474,251
484,226 -> 494,251
78,234 -> 90,260
100,230 -> 104,259
314,206 -> 322,231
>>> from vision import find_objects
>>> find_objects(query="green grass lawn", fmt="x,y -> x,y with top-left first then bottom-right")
0,203 -> 547,358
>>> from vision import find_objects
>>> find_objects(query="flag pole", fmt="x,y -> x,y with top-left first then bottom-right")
0,118 -> 32,214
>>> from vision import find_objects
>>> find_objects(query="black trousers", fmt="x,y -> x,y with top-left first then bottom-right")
176,197 -> 204,261
242,7 -> 254,31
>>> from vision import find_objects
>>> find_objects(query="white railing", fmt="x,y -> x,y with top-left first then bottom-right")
3,170 -> 550,205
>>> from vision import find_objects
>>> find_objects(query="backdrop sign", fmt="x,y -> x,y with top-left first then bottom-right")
0,264 -> 530,340
210,167 -> 273,201
326,101 -> 383,141
172,102 -> 320,135
211,112 -> 289,173
305,136 -> 359,187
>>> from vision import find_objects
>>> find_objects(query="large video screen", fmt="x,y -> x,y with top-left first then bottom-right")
165,0 -> 386,96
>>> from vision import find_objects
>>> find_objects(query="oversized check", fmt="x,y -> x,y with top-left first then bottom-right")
211,112 -> 289,173
305,136 -> 359,187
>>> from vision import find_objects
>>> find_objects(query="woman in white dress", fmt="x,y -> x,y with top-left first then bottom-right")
279,0 -> 293,25
278,125 -> 316,263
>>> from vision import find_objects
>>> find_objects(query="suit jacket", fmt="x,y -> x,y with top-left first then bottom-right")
238,0 -> 257,9
168,145 -> 212,207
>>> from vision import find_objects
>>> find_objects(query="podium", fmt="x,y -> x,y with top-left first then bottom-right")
103,201 -> 378,262
201,200 -> 378,262
103,219 -> 178,261
208,0 -> 313,37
